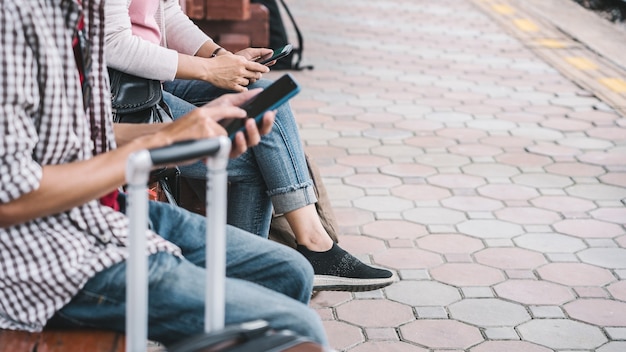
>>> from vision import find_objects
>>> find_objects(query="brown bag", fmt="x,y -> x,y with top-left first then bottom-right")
268,153 -> 339,248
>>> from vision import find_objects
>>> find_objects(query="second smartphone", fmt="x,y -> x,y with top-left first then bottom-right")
220,73 -> 301,139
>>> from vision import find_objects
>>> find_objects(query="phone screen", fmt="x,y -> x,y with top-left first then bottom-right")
256,44 -> 293,65
220,74 -> 300,138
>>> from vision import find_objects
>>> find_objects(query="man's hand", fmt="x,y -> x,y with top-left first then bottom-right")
158,89 -> 275,158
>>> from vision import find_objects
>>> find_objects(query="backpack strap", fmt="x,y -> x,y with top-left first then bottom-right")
277,0 -> 313,71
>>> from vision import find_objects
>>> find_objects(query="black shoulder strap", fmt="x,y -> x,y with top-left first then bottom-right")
277,0 -> 313,71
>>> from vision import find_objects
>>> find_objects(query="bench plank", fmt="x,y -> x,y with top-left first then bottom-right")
0,329 -> 124,352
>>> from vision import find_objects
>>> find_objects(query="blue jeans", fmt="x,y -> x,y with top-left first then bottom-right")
47,197 -> 328,347
163,79 -> 316,238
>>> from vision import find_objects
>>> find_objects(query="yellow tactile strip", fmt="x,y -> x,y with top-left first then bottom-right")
471,0 -> 626,117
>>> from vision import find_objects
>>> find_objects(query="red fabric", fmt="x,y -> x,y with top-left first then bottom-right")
73,0 -> 120,211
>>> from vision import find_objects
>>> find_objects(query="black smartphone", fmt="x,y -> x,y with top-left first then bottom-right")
255,44 -> 293,65
219,73 -> 301,139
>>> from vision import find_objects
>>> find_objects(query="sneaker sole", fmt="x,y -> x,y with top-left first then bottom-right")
313,275 -> 396,292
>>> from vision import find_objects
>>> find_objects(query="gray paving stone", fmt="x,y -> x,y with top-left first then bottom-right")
605,327 -> 626,340
578,248 -> 626,269
529,305 -> 566,318
448,298 -> 531,327
461,287 -> 495,298
484,327 -> 520,340
415,306 -> 448,319
598,342 -> 626,352
514,233 -> 587,253
517,319 -> 608,349
386,281 -> 461,306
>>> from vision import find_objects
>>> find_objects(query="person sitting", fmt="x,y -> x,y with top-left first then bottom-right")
0,0 -> 328,348
104,0 -> 395,291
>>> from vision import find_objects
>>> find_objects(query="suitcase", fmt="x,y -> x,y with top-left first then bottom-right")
125,137 -> 325,352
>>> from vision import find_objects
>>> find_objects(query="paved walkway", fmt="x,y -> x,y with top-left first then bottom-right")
266,0 -> 626,351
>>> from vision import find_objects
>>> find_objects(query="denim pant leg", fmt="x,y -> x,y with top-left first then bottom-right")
164,79 -> 317,223
47,200 -> 327,347
162,90 -> 273,237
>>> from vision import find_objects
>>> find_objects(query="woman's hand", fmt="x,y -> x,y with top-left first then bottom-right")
191,53 -> 270,92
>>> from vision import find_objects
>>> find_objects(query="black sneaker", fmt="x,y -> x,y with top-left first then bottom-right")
296,243 -> 395,292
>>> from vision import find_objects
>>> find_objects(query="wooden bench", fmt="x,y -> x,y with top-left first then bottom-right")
0,329 -> 125,352
182,0 -> 270,52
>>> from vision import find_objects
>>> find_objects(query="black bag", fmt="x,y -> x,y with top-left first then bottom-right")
108,68 -> 179,205
251,0 -> 313,71
108,68 -> 173,124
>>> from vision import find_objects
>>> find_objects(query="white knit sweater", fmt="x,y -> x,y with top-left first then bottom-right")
104,0 -> 212,81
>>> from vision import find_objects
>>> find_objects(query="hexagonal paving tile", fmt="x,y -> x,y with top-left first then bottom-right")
448,298 -> 530,327
457,219 -> 524,239
391,184 -> 452,202
374,248 -> 443,270
578,248 -> 626,269
514,233 -> 587,253
403,207 -> 467,225
323,320 -> 364,351
470,340 -> 553,352
353,196 -> 415,213
553,219 -> 625,239
537,263 -> 616,286
607,281 -> 626,301
335,300 -> 414,328
478,184 -> 539,200
430,263 -> 505,287
564,299 -> 626,326
529,195 -> 597,212
494,280 -> 574,305
517,319 -> 607,349
494,207 -> 561,225
362,220 -> 429,240
440,196 -> 503,212
400,319 -> 483,349
598,341 -> 626,352
349,341 -> 428,352
416,234 -> 484,254
386,281 -> 461,306
474,247 -> 547,269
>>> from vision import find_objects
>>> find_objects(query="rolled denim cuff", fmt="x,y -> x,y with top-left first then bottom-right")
270,181 -> 317,215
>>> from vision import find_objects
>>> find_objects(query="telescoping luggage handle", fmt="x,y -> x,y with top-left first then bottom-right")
125,137 -> 231,352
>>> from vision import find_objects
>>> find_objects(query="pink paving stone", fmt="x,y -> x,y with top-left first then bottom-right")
430,263 -> 505,286
447,144 -> 503,157
405,136 -> 457,148
530,195 -> 597,212
374,248 -> 443,270
316,163 -> 354,177
599,173 -> 626,187
475,247 -> 547,269
335,300 -> 414,328
478,184 -> 539,200
400,320 -> 483,349
337,235 -> 389,256
564,299 -> 626,326
388,239 -> 414,248
567,110 -> 620,123
481,136 -> 533,148
334,208 -> 375,228
391,184 -> 451,201
494,280 -> 574,305
537,263 -> 616,286
394,120 -> 444,132
310,291 -> 353,309
545,162 -> 606,177
350,341 -> 428,352
541,117 -> 593,131
496,153 -> 553,167
322,320 -> 364,351
362,220 -> 429,240
363,327 -> 398,341
454,104 -> 503,114
470,341 -> 553,352
427,174 -> 486,189
436,128 -> 488,142
495,207 -> 561,225
616,235 -> 626,247
587,127 -> 626,141
336,155 -> 391,168
357,112 -> 405,123
440,196 -> 503,211
607,281 -> 626,301
525,143 -> 581,157
578,151 -> 626,166
345,174 -> 402,188
416,234 -> 484,254
323,120 -> 372,132
315,307 -> 334,320
574,287 -> 610,298
296,112 -> 335,124
318,105 -> 365,117
304,146 -> 347,159
554,219 -> 624,239
525,105 -> 573,115
380,163 -> 437,178
495,112 -> 545,123
291,99 -> 327,110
